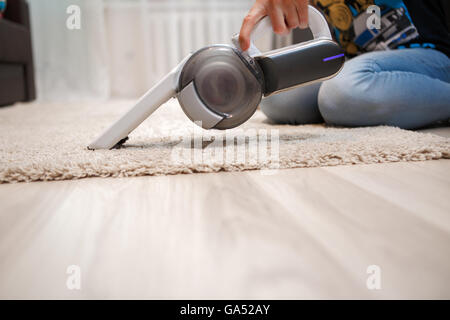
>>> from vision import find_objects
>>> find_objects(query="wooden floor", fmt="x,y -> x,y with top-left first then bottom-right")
0,128 -> 449,299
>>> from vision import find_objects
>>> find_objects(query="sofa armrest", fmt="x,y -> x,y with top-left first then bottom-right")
4,0 -> 31,29
1,0 -> 35,102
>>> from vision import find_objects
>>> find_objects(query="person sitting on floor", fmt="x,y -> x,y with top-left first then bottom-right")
238,0 -> 450,129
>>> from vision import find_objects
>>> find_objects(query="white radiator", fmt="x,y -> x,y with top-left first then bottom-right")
104,0 -> 256,97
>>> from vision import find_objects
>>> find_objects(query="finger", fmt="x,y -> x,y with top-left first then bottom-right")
295,0 -> 309,29
239,7 -> 266,51
284,3 -> 300,29
268,5 -> 288,34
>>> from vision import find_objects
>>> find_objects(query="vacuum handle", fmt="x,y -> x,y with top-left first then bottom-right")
233,5 -> 332,57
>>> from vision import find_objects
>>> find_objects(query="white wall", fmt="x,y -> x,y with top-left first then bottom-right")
28,0 -> 294,101
28,0 -> 110,102
29,0 -> 268,101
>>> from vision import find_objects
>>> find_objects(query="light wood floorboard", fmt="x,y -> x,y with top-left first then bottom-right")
0,156 -> 449,299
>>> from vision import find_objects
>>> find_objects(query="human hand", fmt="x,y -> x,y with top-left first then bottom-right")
239,0 -> 309,51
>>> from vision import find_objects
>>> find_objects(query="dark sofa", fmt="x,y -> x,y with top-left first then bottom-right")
0,0 -> 36,106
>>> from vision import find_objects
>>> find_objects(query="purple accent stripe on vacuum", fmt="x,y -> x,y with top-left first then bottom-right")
323,53 -> 345,62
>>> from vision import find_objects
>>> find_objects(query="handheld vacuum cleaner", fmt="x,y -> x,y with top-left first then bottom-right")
88,5 -> 344,150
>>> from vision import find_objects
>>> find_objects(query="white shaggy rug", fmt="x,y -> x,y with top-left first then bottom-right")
0,100 -> 449,183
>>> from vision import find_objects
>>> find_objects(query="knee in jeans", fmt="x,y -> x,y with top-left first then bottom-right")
318,75 -> 385,126
260,95 -> 292,124
260,83 -> 323,124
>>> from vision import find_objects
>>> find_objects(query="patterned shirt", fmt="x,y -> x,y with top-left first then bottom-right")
312,0 -> 448,57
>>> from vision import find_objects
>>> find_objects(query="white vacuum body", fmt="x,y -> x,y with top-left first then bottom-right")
88,5 -> 344,150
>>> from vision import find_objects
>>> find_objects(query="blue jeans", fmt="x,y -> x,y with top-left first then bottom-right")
260,48 -> 450,129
